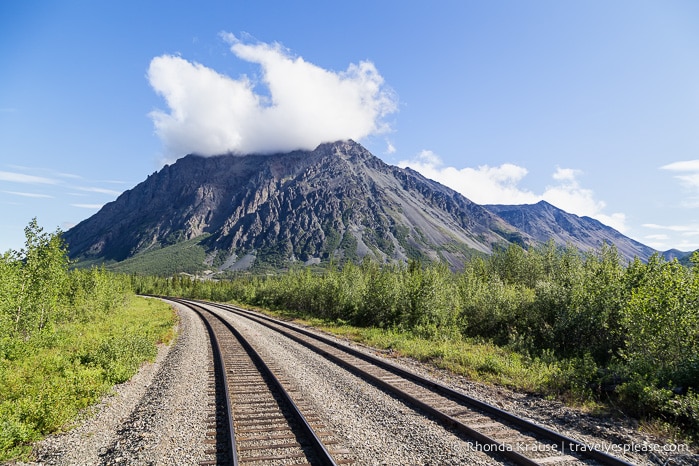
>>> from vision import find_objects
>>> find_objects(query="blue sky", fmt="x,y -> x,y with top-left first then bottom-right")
2,1 -> 699,253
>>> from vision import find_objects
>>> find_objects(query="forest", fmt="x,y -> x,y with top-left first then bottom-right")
134,240 -> 699,441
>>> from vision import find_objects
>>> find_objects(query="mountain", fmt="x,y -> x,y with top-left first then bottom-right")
483,201 -> 656,263
63,140 -> 527,272
676,250 -> 698,267
661,249 -> 690,261
65,140 -> 661,274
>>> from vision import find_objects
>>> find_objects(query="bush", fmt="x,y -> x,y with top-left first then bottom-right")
0,297 -> 175,462
621,255 -> 699,387
80,335 -> 157,384
544,353 -> 600,402
137,243 -> 699,439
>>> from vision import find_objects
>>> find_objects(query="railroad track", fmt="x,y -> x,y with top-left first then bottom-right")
186,298 -> 637,466
164,298 -> 353,466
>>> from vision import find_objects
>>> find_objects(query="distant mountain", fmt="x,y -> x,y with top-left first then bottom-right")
63,140 -> 526,272
661,249 -> 690,261
676,250 -> 698,267
483,201 -> 656,263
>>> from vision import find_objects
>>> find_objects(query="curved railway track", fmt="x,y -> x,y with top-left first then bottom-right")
165,298 -> 353,466
183,298 -> 637,466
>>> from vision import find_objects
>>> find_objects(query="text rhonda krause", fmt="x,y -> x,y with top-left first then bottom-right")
466,442 -> 690,454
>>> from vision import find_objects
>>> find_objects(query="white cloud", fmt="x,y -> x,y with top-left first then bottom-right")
76,186 -> 122,196
540,167 -> 627,230
639,223 -> 699,250
644,234 -> 669,241
3,191 -> 53,198
398,151 -> 627,232
674,173 -> 699,188
55,172 -> 82,180
642,223 -> 691,232
0,171 -> 56,184
551,167 -> 579,182
148,34 -> 398,158
661,160 -> 699,204
398,150 -> 539,205
71,203 -> 103,209
661,160 -> 699,173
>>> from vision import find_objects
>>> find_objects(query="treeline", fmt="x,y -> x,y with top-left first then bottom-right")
0,219 -> 131,341
134,241 -> 699,438
0,220 -> 173,461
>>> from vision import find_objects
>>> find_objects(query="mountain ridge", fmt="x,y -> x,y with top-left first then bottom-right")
64,140 -> 526,272
483,200 -> 656,263
63,140 -> 659,274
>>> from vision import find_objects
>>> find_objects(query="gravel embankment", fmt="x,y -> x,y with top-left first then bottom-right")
17,300 -> 699,465
210,304 -> 500,465
203,303 -> 698,466
20,301 -> 211,466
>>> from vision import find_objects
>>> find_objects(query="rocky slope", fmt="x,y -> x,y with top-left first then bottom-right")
484,201 -> 656,263
64,140 -> 526,271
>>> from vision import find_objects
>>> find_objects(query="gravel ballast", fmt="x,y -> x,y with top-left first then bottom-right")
201,304 -> 698,466
21,300 -> 211,466
19,300 -> 699,465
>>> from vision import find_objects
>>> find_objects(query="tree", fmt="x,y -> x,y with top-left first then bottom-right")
622,255 -> 699,386
13,219 -> 69,337
0,250 -> 21,338
560,243 -> 625,362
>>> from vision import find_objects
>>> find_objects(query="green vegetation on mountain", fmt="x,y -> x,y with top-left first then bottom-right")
0,220 -> 176,461
104,235 -> 210,275
136,241 -> 699,443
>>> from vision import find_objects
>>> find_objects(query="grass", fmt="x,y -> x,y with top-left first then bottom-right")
0,296 -> 177,462
639,419 -> 689,445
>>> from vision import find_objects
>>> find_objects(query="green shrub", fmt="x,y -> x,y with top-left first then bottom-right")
544,353 -> 600,402
135,242 -> 699,439
81,334 -> 157,384
0,297 -> 175,462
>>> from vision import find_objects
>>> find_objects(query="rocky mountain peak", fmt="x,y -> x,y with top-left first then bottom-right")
63,140 -> 523,272
63,140 -> 656,274
484,202 -> 655,263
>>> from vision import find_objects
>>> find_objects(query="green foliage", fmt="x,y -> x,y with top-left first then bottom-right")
1,219 -> 70,338
314,324 -> 560,392
544,353 -> 600,402
621,255 -> 699,387
321,222 -> 341,258
79,334 -> 157,384
357,260 -> 403,327
0,219 -> 177,461
556,244 -> 626,362
616,378 -> 699,437
0,298 -> 174,461
339,230 -> 358,262
105,235 -> 209,276
402,261 -> 461,339
135,239 -> 699,440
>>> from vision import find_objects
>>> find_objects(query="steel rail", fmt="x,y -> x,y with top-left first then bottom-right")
202,299 -> 635,466
166,298 -> 238,465
170,298 -> 339,466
